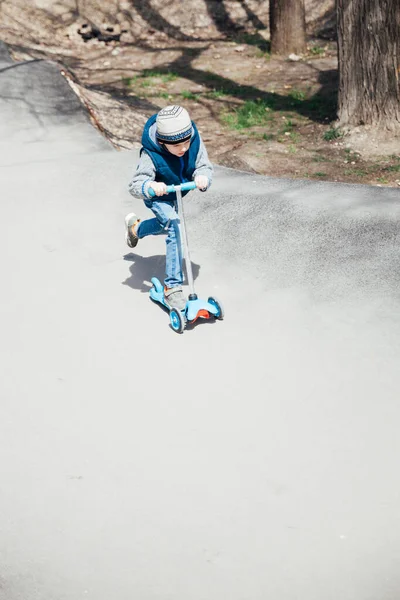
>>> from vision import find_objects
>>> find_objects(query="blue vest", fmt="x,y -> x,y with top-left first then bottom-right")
141,114 -> 200,201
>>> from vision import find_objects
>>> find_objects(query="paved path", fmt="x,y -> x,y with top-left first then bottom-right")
1,43 -> 400,600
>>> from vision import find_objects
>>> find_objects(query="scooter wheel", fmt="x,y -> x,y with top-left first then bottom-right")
208,296 -> 224,320
169,308 -> 186,333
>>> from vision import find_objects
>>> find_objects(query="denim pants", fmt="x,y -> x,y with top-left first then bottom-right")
136,199 -> 183,289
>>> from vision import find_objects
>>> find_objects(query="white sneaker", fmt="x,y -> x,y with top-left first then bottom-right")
164,286 -> 187,311
125,213 -> 140,248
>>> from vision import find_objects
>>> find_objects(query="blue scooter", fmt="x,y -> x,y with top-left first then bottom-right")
148,182 -> 224,333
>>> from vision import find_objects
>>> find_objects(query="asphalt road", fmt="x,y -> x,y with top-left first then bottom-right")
1,42 -> 400,600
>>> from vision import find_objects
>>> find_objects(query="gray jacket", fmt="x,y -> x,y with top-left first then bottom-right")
128,125 -> 213,199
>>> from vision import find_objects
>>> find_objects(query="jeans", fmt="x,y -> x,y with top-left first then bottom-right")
136,199 -> 183,289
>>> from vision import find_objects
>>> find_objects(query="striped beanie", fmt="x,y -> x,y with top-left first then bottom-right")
156,105 -> 193,145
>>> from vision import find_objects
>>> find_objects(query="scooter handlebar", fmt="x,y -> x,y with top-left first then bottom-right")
148,181 -> 197,198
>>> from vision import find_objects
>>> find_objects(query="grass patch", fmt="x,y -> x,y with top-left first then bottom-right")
377,177 -> 389,184
279,119 -> 300,143
313,155 -> 329,162
181,90 -> 200,101
255,48 -> 271,60
281,119 -> 295,132
194,68 -> 335,122
345,168 -> 368,176
314,172 -> 327,177
249,131 -> 274,141
142,69 -> 178,83
383,164 -> 400,173
323,127 -> 342,141
289,88 -> 306,101
123,70 -> 179,89
308,45 -> 325,56
206,89 -> 228,99
222,99 -> 274,130
122,76 -> 137,86
140,78 -> 151,88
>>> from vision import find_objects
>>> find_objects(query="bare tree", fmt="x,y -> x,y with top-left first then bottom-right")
269,0 -> 306,55
337,0 -> 400,131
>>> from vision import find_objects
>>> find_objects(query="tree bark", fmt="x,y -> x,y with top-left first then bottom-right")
337,0 -> 400,130
270,0 -> 306,55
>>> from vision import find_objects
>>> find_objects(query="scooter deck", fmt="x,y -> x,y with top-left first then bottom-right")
149,281 -> 171,312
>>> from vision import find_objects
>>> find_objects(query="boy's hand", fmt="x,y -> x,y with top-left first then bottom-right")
149,182 -> 168,197
194,175 -> 208,191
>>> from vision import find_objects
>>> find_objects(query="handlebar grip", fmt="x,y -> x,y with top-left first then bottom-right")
148,181 -> 197,198
178,182 -> 197,192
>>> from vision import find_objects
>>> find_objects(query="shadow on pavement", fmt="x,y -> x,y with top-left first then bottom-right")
122,252 -> 201,293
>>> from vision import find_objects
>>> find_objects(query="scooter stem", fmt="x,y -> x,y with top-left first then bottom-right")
175,185 -> 196,298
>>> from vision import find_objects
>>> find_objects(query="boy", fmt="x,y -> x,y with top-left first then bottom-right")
125,105 -> 213,311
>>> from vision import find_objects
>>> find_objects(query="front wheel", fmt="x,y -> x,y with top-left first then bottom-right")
169,308 -> 186,333
208,296 -> 224,320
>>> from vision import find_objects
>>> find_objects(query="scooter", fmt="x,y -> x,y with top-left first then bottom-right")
148,182 -> 224,333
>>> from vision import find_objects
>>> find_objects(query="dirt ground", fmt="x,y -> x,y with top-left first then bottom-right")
1,0 -> 399,188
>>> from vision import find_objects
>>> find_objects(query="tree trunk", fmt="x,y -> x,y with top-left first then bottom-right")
269,0 -> 306,55
337,0 -> 400,130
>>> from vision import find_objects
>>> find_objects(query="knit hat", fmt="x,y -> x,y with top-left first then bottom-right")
156,105 -> 193,145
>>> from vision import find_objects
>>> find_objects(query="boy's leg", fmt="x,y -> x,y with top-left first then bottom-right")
125,211 -> 163,248
125,200 -> 185,310
147,201 -> 183,289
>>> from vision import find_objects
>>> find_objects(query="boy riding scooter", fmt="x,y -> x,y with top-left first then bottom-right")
125,105 -> 213,311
